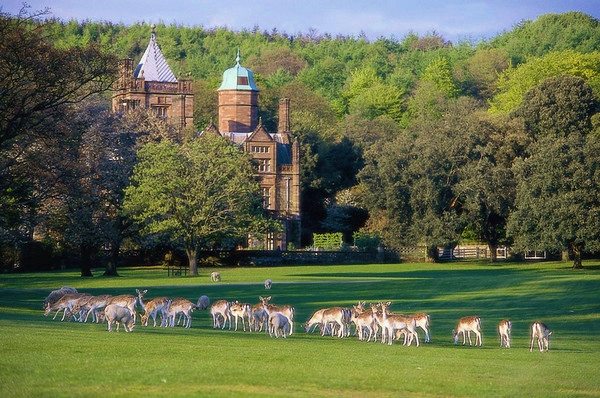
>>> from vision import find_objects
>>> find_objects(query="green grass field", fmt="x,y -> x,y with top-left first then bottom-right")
1,261 -> 600,397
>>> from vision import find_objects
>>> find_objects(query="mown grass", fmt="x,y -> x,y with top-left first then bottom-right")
1,260 -> 600,397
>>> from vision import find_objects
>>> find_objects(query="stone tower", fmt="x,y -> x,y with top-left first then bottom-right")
214,52 -> 301,249
112,26 -> 193,129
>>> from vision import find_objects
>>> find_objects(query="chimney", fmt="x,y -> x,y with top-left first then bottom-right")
278,98 -> 290,133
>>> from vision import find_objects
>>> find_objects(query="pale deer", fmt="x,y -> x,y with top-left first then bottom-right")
250,302 -> 268,332
104,304 -> 135,332
259,296 -> 295,335
498,319 -> 512,348
378,302 -> 419,346
529,321 -> 552,352
269,312 -> 291,338
412,313 -> 431,343
44,293 -> 89,321
43,286 -> 78,309
139,296 -> 172,327
229,301 -> 252,331
264,279 -> 272,290
165,298 -> 195,328
210,272 -> 221,282
210,300 -> 231,329
452,316 -> 482,346
196,295 -> 210,310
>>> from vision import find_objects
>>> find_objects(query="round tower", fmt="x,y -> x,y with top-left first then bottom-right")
218,50 -> 259,134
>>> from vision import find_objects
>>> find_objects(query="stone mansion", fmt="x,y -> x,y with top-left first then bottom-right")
112,28 -> 301,249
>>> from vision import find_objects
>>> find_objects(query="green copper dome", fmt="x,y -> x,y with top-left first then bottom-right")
218,50 -> 258,91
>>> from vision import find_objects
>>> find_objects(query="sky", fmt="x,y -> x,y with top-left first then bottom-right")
3,0 -> 599,42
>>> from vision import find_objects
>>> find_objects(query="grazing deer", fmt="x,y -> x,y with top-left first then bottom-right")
44,293 -> 89,321
229,301 -> 252,331
139,296 -> 172,327
196,295 -> 210,310
210,272 -> 221,282
498,319 -> 512,348
269,312 -> 291,338
453,316 -> 482,346
43,286 -> 78,309
529,321 -> 552,352
104,304 -> 135,332
259,296 -> 295,335
378,302 -> 419,346
264,279 -> 272,290
164,298 -> 195,328
210,300 -> 231,329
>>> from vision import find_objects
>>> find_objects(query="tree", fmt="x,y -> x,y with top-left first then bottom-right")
123,134 -> 268,275
507,76 -> 600,268
489,50 -> 600,114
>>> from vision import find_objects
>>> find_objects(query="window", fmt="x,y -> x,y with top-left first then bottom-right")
258,159 -> 271,172
152,106 -> 167,119
251,146 -> 269,153
237,76 -> 249,85
157,96 -> 166,104
261,187 -> 271,208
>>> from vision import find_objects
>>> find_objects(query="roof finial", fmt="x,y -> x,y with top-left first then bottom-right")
151,24 -> 156,40
236,48 -> 241,65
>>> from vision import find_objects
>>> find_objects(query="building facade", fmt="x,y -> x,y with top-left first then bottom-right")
112,27 -> 194,129
113,30 -> 300,249
213,52 -> 301,249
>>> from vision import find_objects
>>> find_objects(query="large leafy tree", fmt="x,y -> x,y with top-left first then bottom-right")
124,134 -> 268,275
507,76 -> 600,268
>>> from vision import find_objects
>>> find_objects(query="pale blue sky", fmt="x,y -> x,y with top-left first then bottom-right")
3,0 -> 599,42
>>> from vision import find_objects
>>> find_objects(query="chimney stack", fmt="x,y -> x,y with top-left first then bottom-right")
278,98 -> 290,133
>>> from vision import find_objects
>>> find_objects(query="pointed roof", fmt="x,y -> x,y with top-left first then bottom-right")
218,49 -> 258,91
247,119 -> 273,142
134,25 -> 177,83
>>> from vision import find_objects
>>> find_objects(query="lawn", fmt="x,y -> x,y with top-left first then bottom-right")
1,260 -> 600,397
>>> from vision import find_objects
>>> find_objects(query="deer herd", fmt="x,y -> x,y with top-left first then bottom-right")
42,286 -> 553,352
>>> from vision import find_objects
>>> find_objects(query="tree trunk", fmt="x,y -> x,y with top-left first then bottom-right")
425,245 -> 439,263
80,244 -> 94,277
488,243 -> 498,263
186,247 -> 198,276
561,249 -> 571,262
103,242 -> 120,277
571,243 -> 583,269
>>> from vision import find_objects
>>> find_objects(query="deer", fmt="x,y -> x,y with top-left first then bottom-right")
105,290 -> 144,323
452,316 -> 482,346
229,301 -> 252,331
196,295 -> 210,310
378,302 -> 419,346
319,307 -> 349,338
210,272 -> 221,282
139,296 -> 172,327
104,304 -> 135,332
68,294 -> 112,323
412,313 -> 431,343
43,286 -> 78,309
264,279 -> 272,290
164,298 -> 195,328
498,319 -> 512,348
44,293 -> 89,321
250,302 -> 269,332
304,308 -> 327,333
529,321 -> 552,352
351,303 -> 377,342
269,312 -> 291,338
210,300 -> 231,329
259,296 -> 295,335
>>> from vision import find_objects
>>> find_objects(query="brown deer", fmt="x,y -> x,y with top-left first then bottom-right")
452,316 -> 482,346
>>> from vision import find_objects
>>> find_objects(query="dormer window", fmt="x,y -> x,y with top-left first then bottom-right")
237,76 -> 248,85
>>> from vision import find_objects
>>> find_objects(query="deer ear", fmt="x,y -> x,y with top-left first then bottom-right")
386,301 -> 392,306
136,289 -> 140,294
143,290 -> 148,294
266,296 -> 271,301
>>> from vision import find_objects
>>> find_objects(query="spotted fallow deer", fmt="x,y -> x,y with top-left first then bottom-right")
139,296 -> 172,327
529,321 -> 552,352
351,303 -> 377,342
498,319 -> 512,348
105,290 -> 143,323
210,300 -> 231,329
378,302 -> 419,346
44,293 -> 89,321
229,301 -> 252,331
259,296 -> 295,335
164,298 -> 195,328
453,316 -> 482,346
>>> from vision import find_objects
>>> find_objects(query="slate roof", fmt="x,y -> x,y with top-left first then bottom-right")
134,27 -> 177,83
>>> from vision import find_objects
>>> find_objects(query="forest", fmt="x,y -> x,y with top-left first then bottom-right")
1,8 -> 600,273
